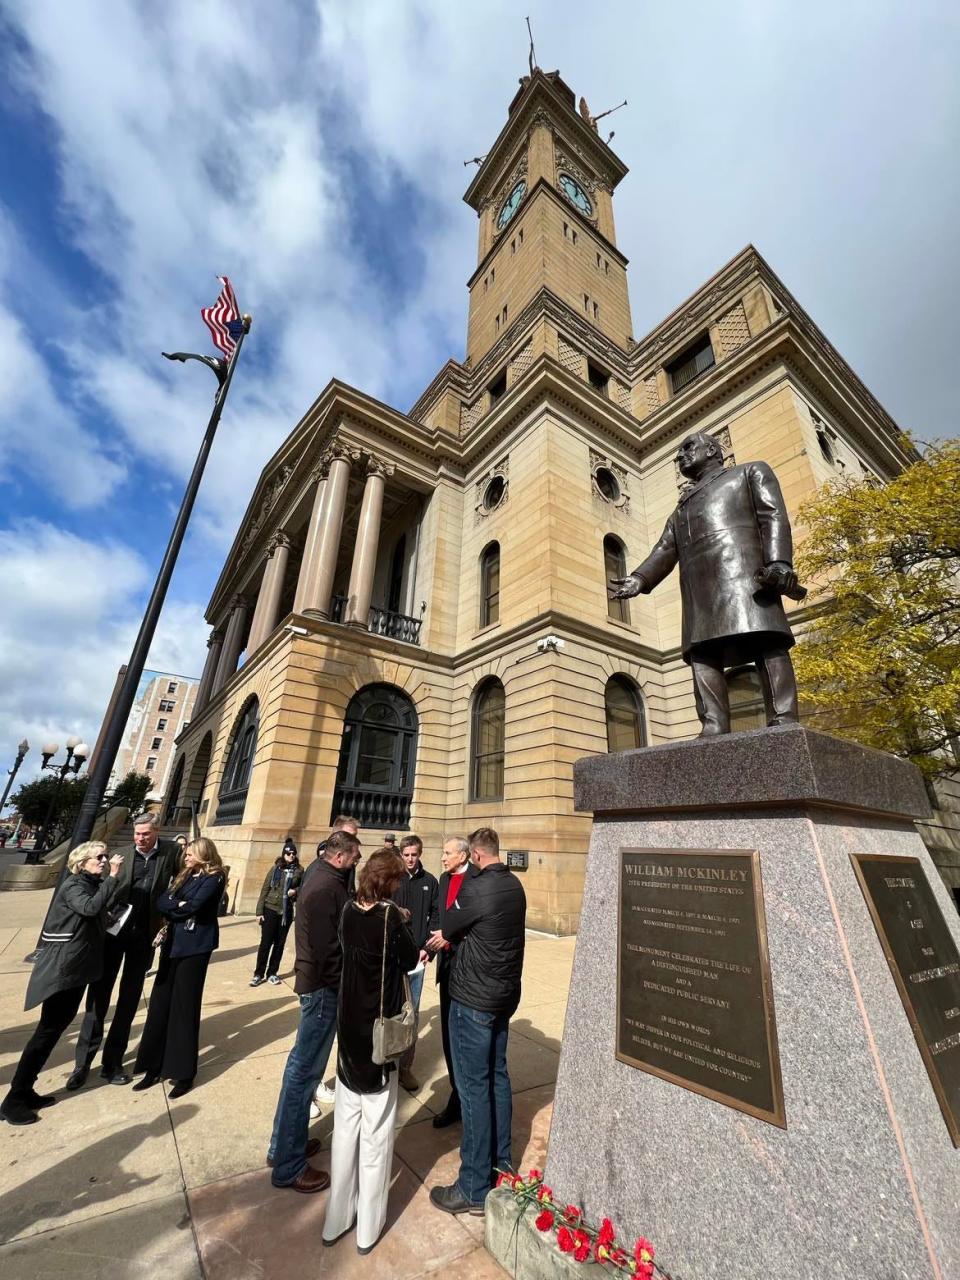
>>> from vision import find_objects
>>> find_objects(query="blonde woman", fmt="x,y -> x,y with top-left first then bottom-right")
132,838 -> 225,1097
1,841 -> 123,1126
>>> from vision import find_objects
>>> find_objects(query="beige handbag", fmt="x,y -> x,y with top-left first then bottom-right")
371,902 -> 416,1066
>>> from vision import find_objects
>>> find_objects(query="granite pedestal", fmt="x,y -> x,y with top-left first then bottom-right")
544,725 -> 959,1280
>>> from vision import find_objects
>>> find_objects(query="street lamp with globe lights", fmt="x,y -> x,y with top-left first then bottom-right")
27,739 -> 89,863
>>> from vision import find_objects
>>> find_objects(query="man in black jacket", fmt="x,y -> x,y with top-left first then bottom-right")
428,827 -> 526,1216
267,829 -> 360,1193
392,834 -> 438,1092
67,812 -> 179,1088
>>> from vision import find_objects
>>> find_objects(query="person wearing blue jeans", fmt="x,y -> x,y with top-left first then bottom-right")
266,830 -> 360,1192
427,827 -> 526,1215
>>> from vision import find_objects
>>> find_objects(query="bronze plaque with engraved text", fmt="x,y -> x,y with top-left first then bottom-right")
616,848 -> 786,1127
851,854 -> 960,1146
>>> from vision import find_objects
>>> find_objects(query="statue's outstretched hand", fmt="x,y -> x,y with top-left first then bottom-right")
608,574 -> 648,600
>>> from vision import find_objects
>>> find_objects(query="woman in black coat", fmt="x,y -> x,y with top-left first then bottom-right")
250,844 -> 302,986
322,848 -> 418,1255
425,837 -> 480,1128
1,841 -> 123,1126
132,837 -> 225,1098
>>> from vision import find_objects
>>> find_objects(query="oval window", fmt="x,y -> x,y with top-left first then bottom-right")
594,467 -> 621,503
483,475 -> 506,510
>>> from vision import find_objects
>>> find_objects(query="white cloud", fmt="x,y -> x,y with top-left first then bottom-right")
0,521 -> 207,788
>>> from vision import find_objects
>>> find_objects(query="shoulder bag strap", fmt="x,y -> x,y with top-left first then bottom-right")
379,901 -> 390,1022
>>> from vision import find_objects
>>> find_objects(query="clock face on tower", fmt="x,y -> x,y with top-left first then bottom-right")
496,180 -> 526,230
558,172 -> 593,217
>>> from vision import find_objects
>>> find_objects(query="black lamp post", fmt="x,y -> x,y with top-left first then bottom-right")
0,738 -> 29,816
66,316 -> 251,856
27,738 -> 89,863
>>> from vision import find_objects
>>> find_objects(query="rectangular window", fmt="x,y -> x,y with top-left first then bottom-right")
596,252 -> 602,268
159,699 -> 175,712
490,267 -> 495,284
584,293 -> 589,311
495,314 -> 500,333
666,332 -> 716,394
604,258 -> 610,275
501,305 -> 508,325
151,737 -> 162,750
484,276 -> 488,293
572,229 -> 578,245
146,756 -> 157,772
511,238 -> 516,254
588,361 -> 609,394
480,547 -> 501,628
488,371 -> 507,404
167,682 -> 178,694
563,221 -> 568,238
156,718 -> 167,730
519,228 -> 524,245
593,301 -> 600,321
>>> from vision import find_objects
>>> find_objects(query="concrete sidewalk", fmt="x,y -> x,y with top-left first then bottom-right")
0,892 -> 569,1278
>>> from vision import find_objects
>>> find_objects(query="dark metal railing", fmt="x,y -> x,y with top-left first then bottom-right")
326,595 -> 422,645
214,787 -> 249,826
368,606 -> 423,644
331,785 -> 411,830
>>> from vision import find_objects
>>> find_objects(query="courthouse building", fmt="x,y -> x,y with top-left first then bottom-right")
163,69 -> 916,931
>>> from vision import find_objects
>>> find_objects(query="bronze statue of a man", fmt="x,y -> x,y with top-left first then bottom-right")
610,431 -> 802,736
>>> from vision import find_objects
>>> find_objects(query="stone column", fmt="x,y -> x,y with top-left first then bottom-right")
345,458 -> 391,627
193,629 -> 224,715
293,464 -> 327,614
247,532 -> 291,653
298,449 -> 352,619
213,595 -> 249,692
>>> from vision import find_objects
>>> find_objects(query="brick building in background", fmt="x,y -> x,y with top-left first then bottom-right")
109,670 -> 198,803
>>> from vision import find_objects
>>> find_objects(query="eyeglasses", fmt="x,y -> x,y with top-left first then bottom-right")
91,853 -> 109,863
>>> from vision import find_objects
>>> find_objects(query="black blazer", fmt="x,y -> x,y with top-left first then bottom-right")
429,865 -> 480,985
112,837 -> 181,937
157,871 -> 225,958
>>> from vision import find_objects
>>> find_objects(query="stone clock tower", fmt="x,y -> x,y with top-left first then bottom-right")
463,69 -> 633,365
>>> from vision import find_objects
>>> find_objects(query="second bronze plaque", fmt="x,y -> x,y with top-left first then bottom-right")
616,848 -> 785,1127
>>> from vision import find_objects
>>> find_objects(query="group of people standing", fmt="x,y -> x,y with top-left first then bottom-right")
2,808 -> 529,1259
1,813 -> 226,1125
265,821 -> 526,1255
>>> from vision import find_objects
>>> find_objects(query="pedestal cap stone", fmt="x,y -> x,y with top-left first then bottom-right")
573,723 -> 932,821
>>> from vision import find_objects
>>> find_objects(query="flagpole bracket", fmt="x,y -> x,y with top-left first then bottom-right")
161,351 -> 229,387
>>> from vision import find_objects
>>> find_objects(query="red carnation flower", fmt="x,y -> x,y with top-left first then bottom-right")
535,1209 -> 555,1232
557,1226 -> 576,1253
528,1168 -> 543,1182
598,1218 -> 616,1248
563,1204 -> 582,1225
634,1236 -> 655,1264
634,1265 -> 654,1280
536,1184 -> 554,1203
573,1229 -> 592,1263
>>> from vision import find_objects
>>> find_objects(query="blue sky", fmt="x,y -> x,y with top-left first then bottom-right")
0,0 -> 958,785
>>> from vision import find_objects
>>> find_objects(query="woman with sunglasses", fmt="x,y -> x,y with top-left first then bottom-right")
250,842 -> 302,987
1,841 -> 124,1126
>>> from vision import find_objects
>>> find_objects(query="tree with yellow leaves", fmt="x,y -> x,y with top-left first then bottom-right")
793,438 -> 960,778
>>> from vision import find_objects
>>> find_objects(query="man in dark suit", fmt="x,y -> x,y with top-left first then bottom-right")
67,812 -> 179,1088
610,431 -> 801,736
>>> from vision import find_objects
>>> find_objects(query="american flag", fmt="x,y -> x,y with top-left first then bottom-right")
200,276 -> 243,358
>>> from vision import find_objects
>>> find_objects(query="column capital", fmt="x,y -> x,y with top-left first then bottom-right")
229,592 -> 249,612
365,453 -> 395,478
206,628 -> 224,648
268,530 -> 292,555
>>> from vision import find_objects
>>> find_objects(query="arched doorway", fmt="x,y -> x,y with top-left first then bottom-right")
163,755 -> 186,825
215,698 -> 259,826
332,684 -> 418,829
183,731 -> 213,818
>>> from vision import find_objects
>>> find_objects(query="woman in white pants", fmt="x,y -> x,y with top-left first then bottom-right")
323,847 -> 418,1255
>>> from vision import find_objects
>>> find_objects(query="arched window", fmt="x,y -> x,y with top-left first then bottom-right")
471,678 -> 505,800
479,542 -> 500,628
332,684 -> 418,829
184,731 -> 213,816
727,666 -> 766,732
604,535 -> 629,623
604,676 -> 647,752
163,755 -> 186,825
215,697 -> 259,825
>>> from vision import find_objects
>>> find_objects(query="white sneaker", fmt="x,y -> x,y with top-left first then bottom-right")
313,1083 -> 336,1106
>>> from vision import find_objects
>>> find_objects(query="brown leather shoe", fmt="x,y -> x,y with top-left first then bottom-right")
290,1164 -> 330,1194
266,1137 -> 322,1169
